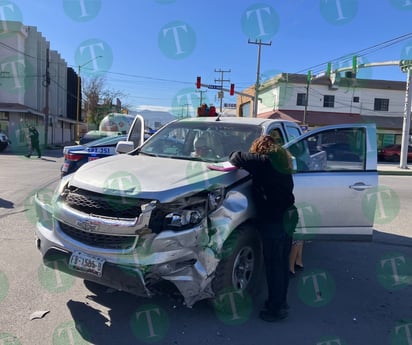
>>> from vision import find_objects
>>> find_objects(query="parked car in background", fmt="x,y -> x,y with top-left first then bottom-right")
0,131 -> 11,152
61,134 -> 127,177
378,144 -> 412,162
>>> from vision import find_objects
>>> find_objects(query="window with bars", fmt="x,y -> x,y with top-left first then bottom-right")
374,98 -> 389,111
323,95 -> 335,108
296,93 -> 307,106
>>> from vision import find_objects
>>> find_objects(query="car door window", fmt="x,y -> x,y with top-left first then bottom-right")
288,128 -> 365,172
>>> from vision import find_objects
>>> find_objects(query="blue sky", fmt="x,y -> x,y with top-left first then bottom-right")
4,0 -> 412,116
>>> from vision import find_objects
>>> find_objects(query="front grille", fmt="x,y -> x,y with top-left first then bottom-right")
59,222 -> 136,249
63,187 -> 151,218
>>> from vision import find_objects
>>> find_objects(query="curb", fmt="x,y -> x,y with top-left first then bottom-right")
378,170 -> 412,176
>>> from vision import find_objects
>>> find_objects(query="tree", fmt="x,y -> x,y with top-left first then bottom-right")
82,76 -> 127,128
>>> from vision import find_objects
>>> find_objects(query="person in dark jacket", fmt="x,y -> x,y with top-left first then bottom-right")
26,126 -> 41,158
229,135 -> 298,322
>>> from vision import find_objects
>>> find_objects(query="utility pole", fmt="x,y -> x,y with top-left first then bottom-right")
214,68 -> 231,112
43,48 -> 51,149
303,70 -> 311,126
399,59 -> 412,169
248,39 -> 271,117
196,89 -> 207,105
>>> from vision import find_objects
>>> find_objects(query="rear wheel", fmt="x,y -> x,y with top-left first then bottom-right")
392,154 -> 400,162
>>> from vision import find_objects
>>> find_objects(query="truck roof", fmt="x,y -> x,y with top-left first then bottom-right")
176,116 -> 299,127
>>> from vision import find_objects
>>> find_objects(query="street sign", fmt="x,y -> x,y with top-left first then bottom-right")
207,84 -> 222,90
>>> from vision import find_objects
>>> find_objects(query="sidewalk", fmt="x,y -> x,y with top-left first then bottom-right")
378,162 -> 412,175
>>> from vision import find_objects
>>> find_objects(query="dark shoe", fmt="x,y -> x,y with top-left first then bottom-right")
259,309 -> 288,322
289,271 -> 296,278
265,300 -> 289,310
25,154 -> 30,158
295,264 -> 304,271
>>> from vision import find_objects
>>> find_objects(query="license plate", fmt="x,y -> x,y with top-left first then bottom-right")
69,251 -> 105,277
62,163 -> 69,172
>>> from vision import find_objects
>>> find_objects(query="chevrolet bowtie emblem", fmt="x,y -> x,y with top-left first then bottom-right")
76,219 -> 99,232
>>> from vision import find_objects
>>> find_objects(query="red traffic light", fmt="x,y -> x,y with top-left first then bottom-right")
196,76 -> 201,89
230,83 -> 235,96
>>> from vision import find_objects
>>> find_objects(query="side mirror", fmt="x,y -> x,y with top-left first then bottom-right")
116,140 -> 135,154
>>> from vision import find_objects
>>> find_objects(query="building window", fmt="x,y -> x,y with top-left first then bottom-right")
296,93 -> 307,106
323,95 -> 335,108
353,96 -> 360,103
374,98 -> 389,111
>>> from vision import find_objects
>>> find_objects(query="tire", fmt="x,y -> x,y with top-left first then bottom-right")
0,142 -> 7,152
211,224 -> 262,298
392,154 -> 400,162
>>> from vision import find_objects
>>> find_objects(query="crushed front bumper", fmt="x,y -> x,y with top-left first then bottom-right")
34,193 -> 227,307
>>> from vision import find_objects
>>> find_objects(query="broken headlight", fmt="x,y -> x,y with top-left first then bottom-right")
164,187 -> 224,229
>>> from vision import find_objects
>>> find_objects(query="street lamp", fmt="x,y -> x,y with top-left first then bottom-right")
76,55 -> 102,142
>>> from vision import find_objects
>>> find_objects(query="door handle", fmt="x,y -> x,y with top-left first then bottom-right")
349,182 -> 374,191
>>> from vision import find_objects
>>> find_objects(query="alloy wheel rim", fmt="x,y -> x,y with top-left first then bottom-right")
232,246 -> 255,290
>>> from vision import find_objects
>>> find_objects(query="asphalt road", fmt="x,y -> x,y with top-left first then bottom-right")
0,150 -> 411,345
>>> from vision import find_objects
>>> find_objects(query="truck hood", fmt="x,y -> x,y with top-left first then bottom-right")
68,154 -> 248,202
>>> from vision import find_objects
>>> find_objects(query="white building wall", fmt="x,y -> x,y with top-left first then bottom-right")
1,22 -> 70,147
258,79 -> 406,119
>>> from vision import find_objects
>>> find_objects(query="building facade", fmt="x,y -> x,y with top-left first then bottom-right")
237,72 -> 411,149
0,21 -> 78,152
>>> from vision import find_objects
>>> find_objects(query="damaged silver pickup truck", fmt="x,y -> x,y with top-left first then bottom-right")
34,115 -> 378,307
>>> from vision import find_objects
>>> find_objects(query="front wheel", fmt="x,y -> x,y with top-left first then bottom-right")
211,224 -> 262,298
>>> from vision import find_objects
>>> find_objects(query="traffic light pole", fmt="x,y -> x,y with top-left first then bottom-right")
326,59 -> 410,169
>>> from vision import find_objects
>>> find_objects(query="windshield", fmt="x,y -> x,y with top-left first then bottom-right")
139,121 -> 262,162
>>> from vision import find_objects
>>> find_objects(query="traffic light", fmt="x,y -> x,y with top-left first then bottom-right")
196,76 -> 201,89
306,70 -> 312,83
400,60 -> 412,73
230,83 -> 235,96
352,55 -> 358,74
